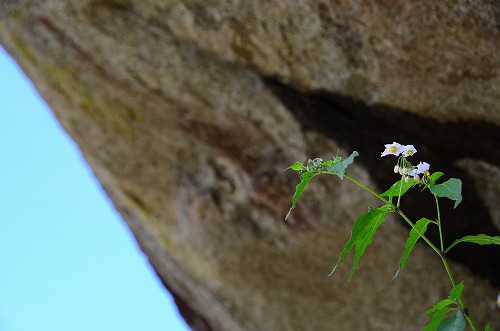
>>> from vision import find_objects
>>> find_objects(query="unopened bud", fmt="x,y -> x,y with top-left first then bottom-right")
394,165 -> 399,174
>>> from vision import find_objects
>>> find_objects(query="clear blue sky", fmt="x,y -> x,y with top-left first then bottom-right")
0,47 -> 190,331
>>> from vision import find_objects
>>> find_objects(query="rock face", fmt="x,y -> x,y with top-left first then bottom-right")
1,1 -> 499,330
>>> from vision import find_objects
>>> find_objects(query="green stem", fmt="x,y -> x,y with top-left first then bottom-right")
397,178 -> 403,208
432,195 -> 477,329
435,195 -> 444,253
343,174 -> 389,206
440,256 -> 478,331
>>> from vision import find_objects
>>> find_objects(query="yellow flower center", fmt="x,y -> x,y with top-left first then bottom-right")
407,150 -> 413,156
389,146 -> 397,153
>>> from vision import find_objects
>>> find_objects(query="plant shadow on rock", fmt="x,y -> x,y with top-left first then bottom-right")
265,78 -> 500,288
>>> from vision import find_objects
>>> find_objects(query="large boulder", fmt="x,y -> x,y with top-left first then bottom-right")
1,1 -> 498,329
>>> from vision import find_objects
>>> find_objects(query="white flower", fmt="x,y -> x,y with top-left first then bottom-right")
402,145 -> 417,157
381,142 -> 403,157
408,161 -> 430,182
394,165 -> 400,174
416,161 -> 430,174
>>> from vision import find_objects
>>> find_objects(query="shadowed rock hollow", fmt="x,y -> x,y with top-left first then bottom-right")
1,1 -> 499,330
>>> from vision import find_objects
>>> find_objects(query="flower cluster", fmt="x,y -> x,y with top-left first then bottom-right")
381,142 -> 416,157
381,142 -> 431,183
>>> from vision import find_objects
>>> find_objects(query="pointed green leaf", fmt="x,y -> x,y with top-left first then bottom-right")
285,171 -> 318,220
448,283 -> 464,302
342,150 -> 359,168
428,299 -> 454,314
423,307 -> 455,331
424,284 -> 465,330
381,179 -> 416,198
429,178 -> 462,208
286,162 -> 306,171
327,151 -> 359,180
329,206 -> 389,279
320,159 -> 334,167
427,284 -> 463,312
445,234 -> 500,254
430,172 -> 444,184
392,218 -> 432,282
485,323 -> 491,331
437,309 -> 466,331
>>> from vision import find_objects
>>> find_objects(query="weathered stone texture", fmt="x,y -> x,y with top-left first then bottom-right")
1,0 -> 499,330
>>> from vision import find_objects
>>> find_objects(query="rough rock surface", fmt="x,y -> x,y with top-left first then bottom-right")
1,1 -> 499,330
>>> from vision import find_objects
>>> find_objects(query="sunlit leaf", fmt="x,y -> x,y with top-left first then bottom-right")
392,218 -> 432,282
321,159 -> 334,167
286,162 -> 306,171
285,171 -> 318,220
445,234 -> 500,254
329,206 -> 390,279
429,178 -> 462,208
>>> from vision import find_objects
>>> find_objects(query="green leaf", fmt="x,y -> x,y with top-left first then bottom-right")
424,284 -> 465,330
448,283 -> 464,302
392,218 -> 432,282
428,299 -> 455,314
437,309 -> 466,331
381,179 -> 415,199
429,178 -> 462,208
329,206 -> 389,279
485,323 -> 491,331
321,160 -> 334,167
423,307 -> 456,331
445,234 -> 500,254
327,151 -> 359,180
286,162 -> 306,171
430,172 -> 444,184
285,171 -> 318,220
342,150 -> 359,167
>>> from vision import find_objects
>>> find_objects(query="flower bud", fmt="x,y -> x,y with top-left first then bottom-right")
394,165 -> 399,174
